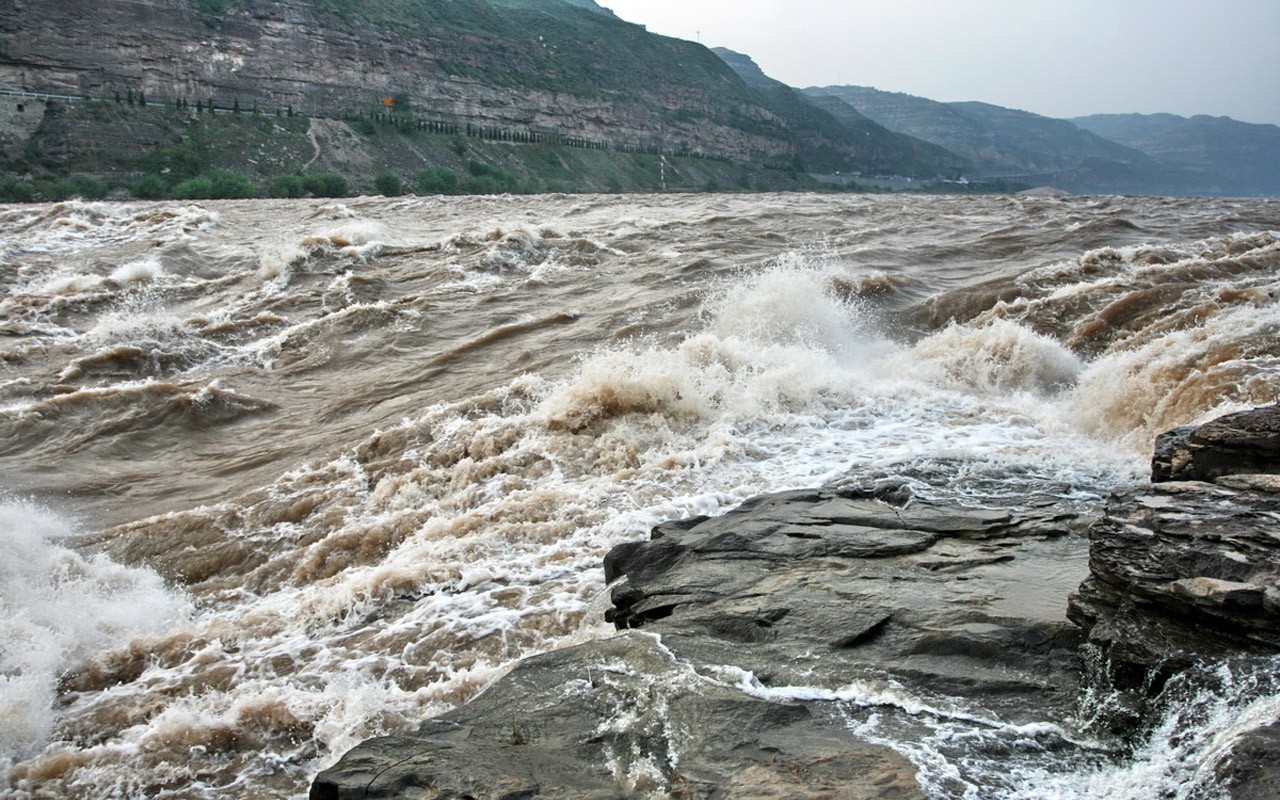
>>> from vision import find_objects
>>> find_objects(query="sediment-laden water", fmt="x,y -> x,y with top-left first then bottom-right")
2,192 -> 1278,798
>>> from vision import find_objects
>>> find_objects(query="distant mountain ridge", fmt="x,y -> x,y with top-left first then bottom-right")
802,84 -> 1278,197
559,0 -> 616,17
713,49 -> 970,178
802,85 -> 1210,195
1071,113 -> 1280,197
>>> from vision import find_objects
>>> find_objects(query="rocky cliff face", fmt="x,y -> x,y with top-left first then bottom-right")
0,0 -> 795,163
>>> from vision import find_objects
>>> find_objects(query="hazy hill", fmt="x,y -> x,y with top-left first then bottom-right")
713,49 -> 970,178
804,85 -> 1207,195
1072,113 -> 1280,197
559,0 -> 616,17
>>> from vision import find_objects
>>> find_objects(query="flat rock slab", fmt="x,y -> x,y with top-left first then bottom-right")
605,485 -> 1091,722
310,633 -> 924,800
313,484 -> 1093,798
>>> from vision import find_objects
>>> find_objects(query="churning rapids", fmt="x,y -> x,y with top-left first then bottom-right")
2,192 -> 1279,799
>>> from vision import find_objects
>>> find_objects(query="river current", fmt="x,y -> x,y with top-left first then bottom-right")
2,192 -> 1279,798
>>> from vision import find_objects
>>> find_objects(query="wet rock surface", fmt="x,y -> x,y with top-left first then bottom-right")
1072,405 -> 1280,687
314,408 -> 1280,799
1068,480 -> 1280,683
1072,406 -> 1280,786
1219,721 -> 1280,800
311,633 -> 924,800
1151,404 -> 1280,482
314,483 -> 1094,799
604,485 -> 1091,721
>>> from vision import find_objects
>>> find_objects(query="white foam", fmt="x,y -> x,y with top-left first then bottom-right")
0,201 -> 218,257
987,659 -> 1280,800
12,203 -> 1266,797
108,257 -> 165,286
0,500 -> 191,770
909,319 -> 1082,395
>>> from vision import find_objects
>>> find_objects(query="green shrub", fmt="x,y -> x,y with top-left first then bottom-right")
132,174 -> 169,199
268,174 -> 306,198
374,171 -> 403,196
467,159 -> 502,178
415,167 -> 458,194
459,175 -> 507,195
0,178 -> 35,202
173,170 -> 256,199
173,175 -> 216,199
206,169 -> 256,198
69,176 -> 109,200
462,160 -> 514,194
33,179 -> 74,201
302,172 -> 349,198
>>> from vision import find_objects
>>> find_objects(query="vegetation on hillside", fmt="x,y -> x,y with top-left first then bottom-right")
0,2 -> 1044,200
0,98 -> 836,201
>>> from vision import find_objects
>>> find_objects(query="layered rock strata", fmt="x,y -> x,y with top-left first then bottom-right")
0,0 -> 794,162
1070,405 -> 1280,798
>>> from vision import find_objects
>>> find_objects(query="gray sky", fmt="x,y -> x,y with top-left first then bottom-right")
604,0 -> 1280,126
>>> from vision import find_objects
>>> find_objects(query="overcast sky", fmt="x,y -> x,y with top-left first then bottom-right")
604,0 -> 1280,126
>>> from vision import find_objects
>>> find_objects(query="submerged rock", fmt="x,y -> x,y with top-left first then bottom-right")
310,633 -> 924,800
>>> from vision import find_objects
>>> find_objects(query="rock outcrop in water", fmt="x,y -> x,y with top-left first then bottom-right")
601,484 -> 1089,712
1151,405 -> 1280,483
310,633 -> 925,800
313,408 -> 1280,799
1070,406 -> 1280,706
1068,405 -> 1280,798
313,482 -> 1094,798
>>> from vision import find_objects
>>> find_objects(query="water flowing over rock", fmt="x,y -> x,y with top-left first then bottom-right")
315,406 -> 1280,799
311,633 -> 924,800
8,195 -> 1280,799
314,482 -> 1095,798
1070,405 -> 1280,794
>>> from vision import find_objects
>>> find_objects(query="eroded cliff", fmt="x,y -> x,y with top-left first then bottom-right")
0,0 -> 795,163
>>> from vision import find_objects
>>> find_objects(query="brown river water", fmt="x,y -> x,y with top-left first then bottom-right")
2,192 -> 1278,798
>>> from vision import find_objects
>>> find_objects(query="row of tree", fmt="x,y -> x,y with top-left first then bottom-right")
103,86 -> 732,162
